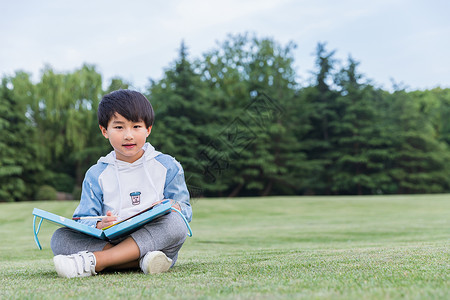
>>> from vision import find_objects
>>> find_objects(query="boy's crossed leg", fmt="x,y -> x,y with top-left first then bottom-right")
52,212 -> 186,278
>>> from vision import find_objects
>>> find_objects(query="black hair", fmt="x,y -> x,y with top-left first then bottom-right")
98,89 -> 154,128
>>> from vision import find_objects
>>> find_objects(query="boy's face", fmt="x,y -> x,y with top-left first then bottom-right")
100,113 -> 152,163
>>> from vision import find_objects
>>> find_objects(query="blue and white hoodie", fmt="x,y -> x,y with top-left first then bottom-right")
73,143 -> 192,227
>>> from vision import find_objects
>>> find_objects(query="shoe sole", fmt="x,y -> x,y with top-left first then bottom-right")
146,251 -> 172,274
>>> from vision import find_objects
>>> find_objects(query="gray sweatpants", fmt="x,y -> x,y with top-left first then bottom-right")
51,212 -> 187,267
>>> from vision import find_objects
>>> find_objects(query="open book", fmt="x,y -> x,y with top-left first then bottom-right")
32,200 -> 191,250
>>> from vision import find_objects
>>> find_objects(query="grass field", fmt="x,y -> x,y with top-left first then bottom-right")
0,195 -> 448,299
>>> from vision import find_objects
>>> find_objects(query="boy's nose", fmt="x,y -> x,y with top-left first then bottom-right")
124,129 -> 133,139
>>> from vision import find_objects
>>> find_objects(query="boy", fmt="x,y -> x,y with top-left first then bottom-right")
51,89 -> 192,278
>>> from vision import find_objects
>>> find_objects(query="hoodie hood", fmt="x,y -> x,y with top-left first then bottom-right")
95,142 -> 163,220
97,143 -> 161,165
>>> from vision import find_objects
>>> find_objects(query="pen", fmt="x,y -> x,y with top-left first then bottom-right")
72,215 -> 118,220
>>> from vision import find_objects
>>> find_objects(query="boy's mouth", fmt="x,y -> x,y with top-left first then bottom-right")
123,143 -> 136,149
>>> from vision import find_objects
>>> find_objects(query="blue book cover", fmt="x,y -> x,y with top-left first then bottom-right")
32,201 -> 172,249
103,201 -> 172,239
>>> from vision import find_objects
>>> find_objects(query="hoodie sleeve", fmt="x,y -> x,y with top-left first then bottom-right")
72,164 -> 106,227
156,155 -> 192,222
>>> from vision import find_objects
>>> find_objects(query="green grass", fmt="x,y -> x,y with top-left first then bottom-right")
0,195 -> 449,299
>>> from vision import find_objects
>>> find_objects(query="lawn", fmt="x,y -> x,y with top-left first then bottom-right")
0,195 -> 448,299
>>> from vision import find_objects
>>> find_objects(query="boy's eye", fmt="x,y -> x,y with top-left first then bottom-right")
134,125 -> 142,128
114,126 -> 123,129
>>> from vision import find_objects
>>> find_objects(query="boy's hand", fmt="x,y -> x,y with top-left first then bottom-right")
96,211 -> 117,229
169,199 -> 181,210
154,199 -> 180,210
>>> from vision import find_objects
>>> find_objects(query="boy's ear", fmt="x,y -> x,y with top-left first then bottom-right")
99,125 -> 108,139
146,126 -> 152,137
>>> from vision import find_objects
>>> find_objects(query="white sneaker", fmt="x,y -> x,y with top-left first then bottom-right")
53,251 -> 97,278
140,251 -> 172,274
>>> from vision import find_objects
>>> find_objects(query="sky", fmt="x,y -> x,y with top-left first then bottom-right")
1,0 -> 450,92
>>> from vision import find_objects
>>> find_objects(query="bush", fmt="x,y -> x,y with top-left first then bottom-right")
72,186 -> 82,201
51,173 -> 75,193
35,185 -> 57,200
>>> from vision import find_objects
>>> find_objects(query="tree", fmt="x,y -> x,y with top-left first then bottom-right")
300,43 -> 339,194
105,77 -> 130,93
148,41 -> 220,196
2,37 -> 449,198
329,57 -> 391,194
28,64 -> 105,191
0,73 -> 42,201
198,34 -> 305,196
386,89 -> 450,193
409,88 -> 450,146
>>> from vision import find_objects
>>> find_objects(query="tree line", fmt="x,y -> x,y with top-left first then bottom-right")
1,34 -> 449,201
